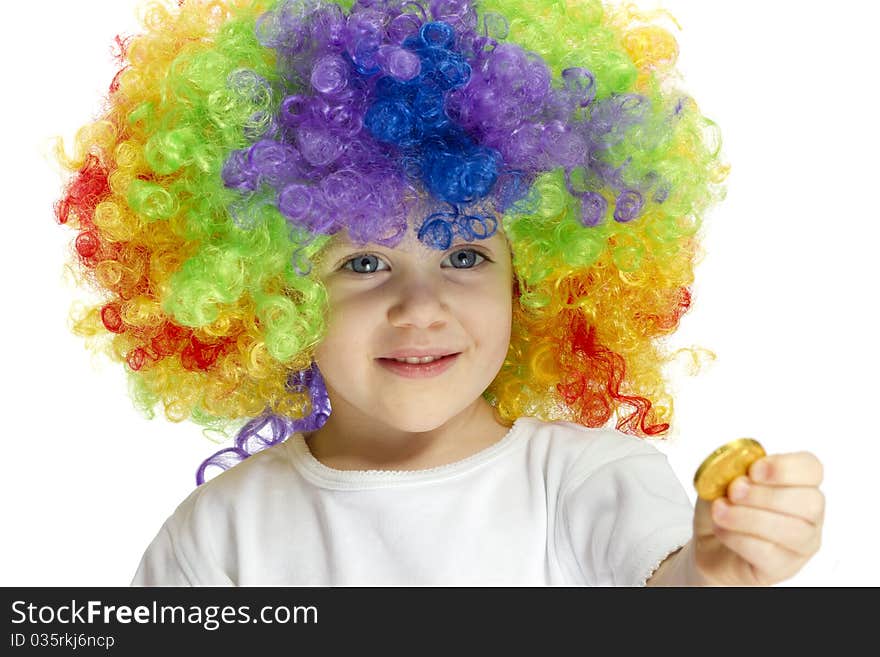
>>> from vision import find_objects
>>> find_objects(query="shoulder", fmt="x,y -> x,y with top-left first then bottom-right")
166,439 -> 297,532
148,439 -> 299,583
515,415 -> 666,483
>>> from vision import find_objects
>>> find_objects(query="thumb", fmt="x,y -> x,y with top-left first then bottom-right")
691,496 -> 732,585
693,496 -> 717,539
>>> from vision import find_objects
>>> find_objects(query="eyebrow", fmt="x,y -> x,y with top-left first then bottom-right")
323,236 -> 496,254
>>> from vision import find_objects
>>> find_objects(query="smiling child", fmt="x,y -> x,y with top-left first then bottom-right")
55,0 -> 824,586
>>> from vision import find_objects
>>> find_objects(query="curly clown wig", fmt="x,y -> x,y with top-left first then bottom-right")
55,0 -> 728,484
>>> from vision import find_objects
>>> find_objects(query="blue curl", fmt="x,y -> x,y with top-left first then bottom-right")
364,100 -> 424,146
362,21 -> 500,207
422,146 -> 500,204
418,212 -> 456,249
412,83 -> 447,129
416,203 -> 498,249
419,21 -> 456,49
456,212 -> 497,240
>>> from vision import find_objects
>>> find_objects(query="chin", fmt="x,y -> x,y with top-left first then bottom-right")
379,407 -> 458,433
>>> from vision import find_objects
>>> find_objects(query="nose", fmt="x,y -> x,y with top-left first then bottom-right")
386,273 -> 450,329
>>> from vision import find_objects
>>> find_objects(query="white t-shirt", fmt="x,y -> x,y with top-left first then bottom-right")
131,415 -> 694,586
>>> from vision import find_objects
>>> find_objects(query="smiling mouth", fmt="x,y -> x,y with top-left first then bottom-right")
375,353 -> 461,378
378,353 -> 459,364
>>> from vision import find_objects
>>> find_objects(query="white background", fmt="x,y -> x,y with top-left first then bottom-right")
2,0 -> 876,586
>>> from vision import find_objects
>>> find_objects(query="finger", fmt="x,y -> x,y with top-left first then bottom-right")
726,477 -> 826,525
712,526 -> 806,585
712,498 -> 820,557
749,451 -> 824,487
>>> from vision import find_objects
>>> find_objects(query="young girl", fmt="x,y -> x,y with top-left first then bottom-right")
55,0 -> 824,586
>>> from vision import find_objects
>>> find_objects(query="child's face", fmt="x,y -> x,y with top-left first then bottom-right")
311,220 -> 514,433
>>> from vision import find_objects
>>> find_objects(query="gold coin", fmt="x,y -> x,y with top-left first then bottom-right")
694,438 -> 766,501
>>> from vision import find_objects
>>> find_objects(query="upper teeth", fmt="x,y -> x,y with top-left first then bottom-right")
393,356 -> 443,364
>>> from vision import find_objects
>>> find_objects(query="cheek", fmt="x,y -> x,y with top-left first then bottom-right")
314,293 -> 376,363
467,286 -> 513,357
495,285 -> 514,352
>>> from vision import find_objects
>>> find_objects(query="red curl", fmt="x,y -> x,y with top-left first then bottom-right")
58,154 -> 110,228
557,312 -> 668,437
101,303 -> 125,334
151,323 -> 191,357
126,347 -> 147,371
647,287 -> 692,331
75,231 -> 101,258
109,66 -> 129,95
55,198 -> 71,225
181,336 -> 232,372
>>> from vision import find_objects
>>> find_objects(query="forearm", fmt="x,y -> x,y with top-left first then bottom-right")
646,539 -> 711,587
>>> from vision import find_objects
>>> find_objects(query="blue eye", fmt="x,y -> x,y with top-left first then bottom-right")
340,248 -> 488,274
343,254 -> 389,274
444,248 -> 486,269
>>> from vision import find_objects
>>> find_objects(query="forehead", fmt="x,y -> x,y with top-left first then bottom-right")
320,220 -> 509,255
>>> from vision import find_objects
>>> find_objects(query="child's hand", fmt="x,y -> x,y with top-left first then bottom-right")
692,451 -> 825,586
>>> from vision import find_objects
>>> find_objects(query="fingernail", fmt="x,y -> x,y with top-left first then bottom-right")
713,499 -> 728,520
753,461 -> 769,481
730,480 -> 749,501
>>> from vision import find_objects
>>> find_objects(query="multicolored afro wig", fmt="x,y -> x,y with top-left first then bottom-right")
55,0 -> 728,484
